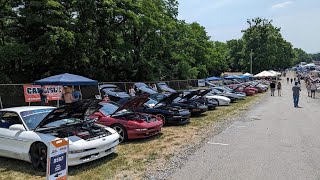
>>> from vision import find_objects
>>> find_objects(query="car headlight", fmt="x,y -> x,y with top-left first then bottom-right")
135,128 -> 148,131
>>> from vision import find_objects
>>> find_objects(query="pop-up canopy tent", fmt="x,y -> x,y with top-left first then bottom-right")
254,71 -> 276,77
34,73 -> 98,85
34,73 -> 99,106
206,76 -> 222,81
243,73 -> 253,77
268,70 -> 281,76
224,75 -> 240,79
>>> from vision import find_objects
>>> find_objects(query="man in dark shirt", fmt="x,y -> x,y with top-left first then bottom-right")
292,82 -> 301,108
287,77 -> 289,83
270,81 -> 276,96
38,85 -> 47,105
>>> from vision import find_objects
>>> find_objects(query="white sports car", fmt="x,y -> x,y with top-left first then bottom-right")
0,99 -> 119,171
204,93 -> 231,106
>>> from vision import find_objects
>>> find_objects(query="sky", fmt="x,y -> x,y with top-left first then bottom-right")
178,0 -> 320,53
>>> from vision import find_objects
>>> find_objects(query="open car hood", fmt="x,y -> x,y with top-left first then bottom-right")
182,90 -> 201,100
154,92 -> 181,106
199,89 -> 212,97
134,82 -> 157,94
35,99 -> 102,130
157,82 -> 176,93
113,93 -> 150,113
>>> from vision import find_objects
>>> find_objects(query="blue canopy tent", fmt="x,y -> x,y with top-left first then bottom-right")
238,75 -> 250,79
206,76 -> 222,81
34,73 -> 98,85
34,73 -> 99,106
224,75 -> 240,80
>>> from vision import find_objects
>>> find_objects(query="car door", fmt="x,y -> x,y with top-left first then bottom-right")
0,111 -> 28,160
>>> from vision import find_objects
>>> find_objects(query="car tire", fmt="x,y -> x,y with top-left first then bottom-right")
111,124 -> 127,143
156,114 -> 166,125
30,142 -> 47,172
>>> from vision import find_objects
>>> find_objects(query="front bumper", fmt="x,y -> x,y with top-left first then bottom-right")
127,125 -> 162,139
68,133 -> 119,166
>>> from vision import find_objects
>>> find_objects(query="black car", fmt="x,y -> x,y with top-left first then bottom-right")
150,91 -> 208,116
118,93 -> 190,125
100,84 -> 130,102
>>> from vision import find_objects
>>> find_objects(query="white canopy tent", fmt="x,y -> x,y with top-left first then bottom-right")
268,70 -> 281,76
243,72 -> 253,77
254,70 -> 276,77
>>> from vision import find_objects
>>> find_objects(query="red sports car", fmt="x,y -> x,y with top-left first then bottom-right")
92,94 -> 163,142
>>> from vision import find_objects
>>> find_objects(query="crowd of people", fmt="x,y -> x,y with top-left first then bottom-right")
39,86 -> 82,106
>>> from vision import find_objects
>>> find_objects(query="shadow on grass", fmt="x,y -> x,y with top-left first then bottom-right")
68,152 -> 118,176
0,157 -> 45,177
124,133 -> 164,144
0,153 -> 119,177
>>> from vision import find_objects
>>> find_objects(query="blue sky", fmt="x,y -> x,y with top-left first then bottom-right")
178,0 -> 319,53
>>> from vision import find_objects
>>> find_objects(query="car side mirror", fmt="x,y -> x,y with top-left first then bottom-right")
9,124 -> 25,131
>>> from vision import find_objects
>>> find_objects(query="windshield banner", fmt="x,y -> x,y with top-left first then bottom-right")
23,85 -> 63,102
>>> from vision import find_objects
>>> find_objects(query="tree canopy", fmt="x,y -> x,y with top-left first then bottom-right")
0,1 -> 315,83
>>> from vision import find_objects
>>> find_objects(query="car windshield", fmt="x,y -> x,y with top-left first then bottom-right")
100,102 -> 132,116
106,87 -> 123,92
145,98 -> 165,108
20,108 -> 55,130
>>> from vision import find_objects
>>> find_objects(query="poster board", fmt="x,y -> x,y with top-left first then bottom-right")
47,139 -> 68,180
23,85 -> 63,102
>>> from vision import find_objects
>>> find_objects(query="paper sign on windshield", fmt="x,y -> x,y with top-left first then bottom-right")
47,139 -> 68,180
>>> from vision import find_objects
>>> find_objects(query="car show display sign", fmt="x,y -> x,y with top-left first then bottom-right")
197,79 -> 205,87
47,139 -> 69,180
23,85 -> 63,102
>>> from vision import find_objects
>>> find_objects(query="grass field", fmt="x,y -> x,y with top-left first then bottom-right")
0,93 -> 264,180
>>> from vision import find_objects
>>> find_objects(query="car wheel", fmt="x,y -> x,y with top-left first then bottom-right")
112,124 -> 127,143
30,142 -> 47,172
215,99 -> 220,106
156,114 -> 166,125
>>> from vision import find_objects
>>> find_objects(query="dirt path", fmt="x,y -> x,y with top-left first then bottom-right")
170,72 -> 320,180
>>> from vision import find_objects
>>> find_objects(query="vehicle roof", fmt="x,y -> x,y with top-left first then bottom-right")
0,106 -> 55,113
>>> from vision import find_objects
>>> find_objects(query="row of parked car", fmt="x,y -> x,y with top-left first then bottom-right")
0,80 -> 268,172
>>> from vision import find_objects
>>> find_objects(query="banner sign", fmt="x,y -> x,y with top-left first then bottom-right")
23,85 -> 63,102
198,79 -> 205,87
47,139 -> 68,180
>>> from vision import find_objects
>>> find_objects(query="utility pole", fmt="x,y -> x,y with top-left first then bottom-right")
250,49 -> 253,74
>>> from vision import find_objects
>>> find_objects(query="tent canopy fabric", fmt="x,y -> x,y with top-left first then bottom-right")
34,73 -> 98,85
254,71 -> 276,77
238,75 -> 250,79
243,73 -> 253,77
206,76 -> 222,81
268,70 -> 281,76
224,75 -> 240,79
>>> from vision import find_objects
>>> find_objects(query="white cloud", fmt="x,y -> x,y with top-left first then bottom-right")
271,1 -> 293,9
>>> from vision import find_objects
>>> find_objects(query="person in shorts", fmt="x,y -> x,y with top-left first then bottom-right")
310,82 -> 317,98
277,81 -> 282,96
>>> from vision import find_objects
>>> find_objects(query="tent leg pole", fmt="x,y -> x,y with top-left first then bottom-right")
79,85 -> 82,100
0,96 -> 3,109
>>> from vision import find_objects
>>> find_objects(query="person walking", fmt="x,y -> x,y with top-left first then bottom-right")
292,82 -> 301,108
306,81 -> 311,97
129,86 -> 136,97
287,77 -> 289,84
270,81 -> 276,96
310,82 -> 317,98
277,81 -> 282,96
290,78 -> 293,84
